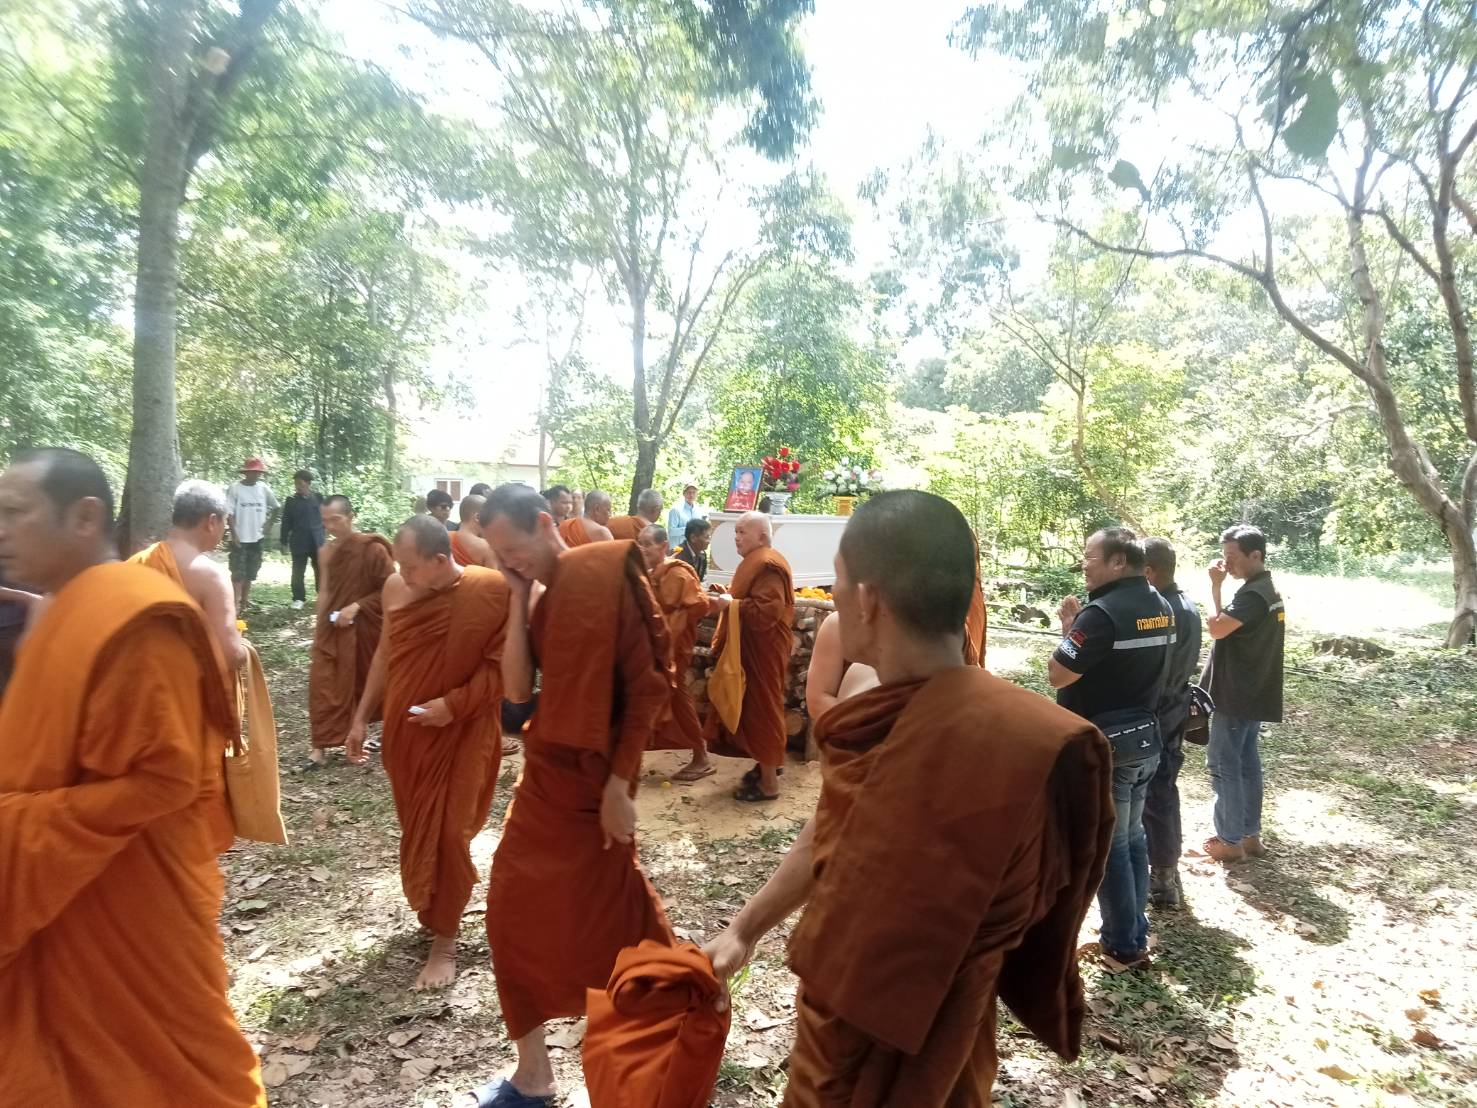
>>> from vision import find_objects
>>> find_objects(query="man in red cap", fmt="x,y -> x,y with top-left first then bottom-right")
226,458 -> 280,611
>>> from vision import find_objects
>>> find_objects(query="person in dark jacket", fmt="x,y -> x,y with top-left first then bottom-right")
1141,537 -> 1203,909
280,468 -> 325,610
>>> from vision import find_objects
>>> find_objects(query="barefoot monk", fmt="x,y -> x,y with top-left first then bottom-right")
348,515 -> 510,990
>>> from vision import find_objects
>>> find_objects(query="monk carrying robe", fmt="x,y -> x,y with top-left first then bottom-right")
637,524 -> 715,782
308,495 -> 394,762
703,511 -> 794,802
348,515 -> 509,989
558,515 -> 612,546
468,484 -> 674,1107
0,448 -> 265,1107
451,493 -> 498,568
703,491 -> 1113,1108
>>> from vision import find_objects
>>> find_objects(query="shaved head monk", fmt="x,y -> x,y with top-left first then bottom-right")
704,491 -> 1115,1107
558,488 -> 614,546
306,495 -> 395,765
608,488 -> 663,541
451,494 -> 497,568
128,478 -> 247,672
704,510 -> 794,802
347,515 -> 510,989
540,484 -> 573,524
0,448 -> 265,1106
469,484 -> 674,1107
638,523 -> 716,782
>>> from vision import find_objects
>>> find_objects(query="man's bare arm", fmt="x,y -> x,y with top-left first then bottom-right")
502,576 -> 535,704
703,819 -> 817,984
192,561 -> 246,670
1047,656 -> 1084,688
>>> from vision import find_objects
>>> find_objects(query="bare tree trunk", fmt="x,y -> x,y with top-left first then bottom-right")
120,0 -> 195,552
628,286 -> 651,511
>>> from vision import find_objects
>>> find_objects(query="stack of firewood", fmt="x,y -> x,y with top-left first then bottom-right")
687,596 -> 835,760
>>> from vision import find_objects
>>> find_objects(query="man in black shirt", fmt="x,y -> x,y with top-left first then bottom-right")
1141,538 -> 1203,908
427,488 -> 458,531
1049,527 -> 1170,967
280,468 -> 325,611
673,517 -> 711,582
1203,524 -> 1285,864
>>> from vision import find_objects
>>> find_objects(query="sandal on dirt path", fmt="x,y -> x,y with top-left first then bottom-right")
670,763 -> 717,783
733,780 -> 780,803
739,763 -> 784,788
464,1078 -> 555,1108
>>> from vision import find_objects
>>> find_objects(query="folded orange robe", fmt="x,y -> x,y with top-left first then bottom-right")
451,529 -> 496,569
583,940 -> 730,1108
649,558 -> 708,751
127,538 -> 184,585
781,668 -> 1113,1107
607,514 -> 645,541
703,547 -> 793,767
559,517 -> 594,546
487,543 -> 674,1039
309,532 -> 395,750
382,566 -> 509,935
0,563 -> 265,1107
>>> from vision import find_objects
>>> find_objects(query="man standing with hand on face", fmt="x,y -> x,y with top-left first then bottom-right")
347,516 -> 509,990
1202,524 -> 1284,864
463,484 -> 673,1108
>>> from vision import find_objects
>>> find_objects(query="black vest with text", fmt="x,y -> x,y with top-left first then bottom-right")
1058,575 -> 1174,721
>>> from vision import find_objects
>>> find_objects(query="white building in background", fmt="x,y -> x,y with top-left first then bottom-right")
403,412 -> 558,502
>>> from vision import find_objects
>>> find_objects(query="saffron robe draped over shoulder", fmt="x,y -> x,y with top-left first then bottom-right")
381,566 -> 509,935
0,563 -> 266,1107
309,532 -> 395,750
607,514 -> 645,541
583,940 -> 730,1108
450,529 -> 496,569
781,668 -> 1113,1107
127,539 -> 184,585
963,575 -> 987,667
559,517 -> 595,546
487,542 -> 674,1040
649,558 -> 708,751
703,547 -> 793,767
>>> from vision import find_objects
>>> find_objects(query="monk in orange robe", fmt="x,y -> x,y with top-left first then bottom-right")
451,493 -> 498,567
964,534 -> 987,666
704,510 -> 794,802
128,478 -> 246,672
637,524 -> 715,782
306,494 -> 395,764
0,448 -> 265,1107
348,515 -> 509,990
558,515 -> 613,546
704,490 -> 1114,1107
607,487 -> 664,542
468,483 -> 674,1107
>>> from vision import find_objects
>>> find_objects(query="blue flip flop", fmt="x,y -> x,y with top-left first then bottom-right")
466,1078 -> 556,1108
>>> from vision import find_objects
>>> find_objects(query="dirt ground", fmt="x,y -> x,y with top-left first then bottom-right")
228,562 -> 1477,1107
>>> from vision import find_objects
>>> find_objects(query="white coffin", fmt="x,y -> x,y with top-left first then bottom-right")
705,511 -> 848,589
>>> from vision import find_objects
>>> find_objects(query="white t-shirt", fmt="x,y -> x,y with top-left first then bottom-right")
226,481 -> 280,544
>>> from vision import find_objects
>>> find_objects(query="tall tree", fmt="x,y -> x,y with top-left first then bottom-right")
964,0 -> 1477,644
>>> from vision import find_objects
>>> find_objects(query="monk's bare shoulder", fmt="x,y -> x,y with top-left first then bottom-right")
180,547 -> 230,601
587,522 -> 615,542
382,572 -> 416,612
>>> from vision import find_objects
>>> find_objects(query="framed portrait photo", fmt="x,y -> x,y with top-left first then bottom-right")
724,465 -> 763,512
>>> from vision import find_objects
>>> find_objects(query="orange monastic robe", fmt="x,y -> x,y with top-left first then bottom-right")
781,669 -> 1113,1107
703,547 -> 794,768
607,514 -> 646,541
649,558 -> 709,750
559,517 -> 595,546
0,563 -> 265,1107
309,533 -> 395,750
450,529 -> 496,569
381,566 -> 509,936
487,542 -> 674,1039
127,539 -> 185,585
964,571 -> 987,667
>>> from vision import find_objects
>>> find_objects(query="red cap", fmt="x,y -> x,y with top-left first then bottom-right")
241,458 -> 268,474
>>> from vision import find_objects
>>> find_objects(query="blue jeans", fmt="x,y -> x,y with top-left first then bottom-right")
1099,754 -> 1159,958
1207,713 -> 1263,844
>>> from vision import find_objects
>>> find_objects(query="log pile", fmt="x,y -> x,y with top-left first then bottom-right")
687,596 -> 835,761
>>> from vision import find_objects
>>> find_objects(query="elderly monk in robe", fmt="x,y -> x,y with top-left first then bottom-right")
705,491 -> 1115,1107
306,495 -> 395,765
637,524 -> 716,783
704,511 -> 794,802
557,489 -> 615,547
128,478 -> 247,673
451,494 -> 498,568
0,448 -> 266,1107
608,487 -> 663,542
347,516 -> 510,990
466,484 -> 674,1108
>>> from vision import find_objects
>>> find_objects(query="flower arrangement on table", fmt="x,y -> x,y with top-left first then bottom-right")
761,447 -> 802,493
821,460 -> 882,497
